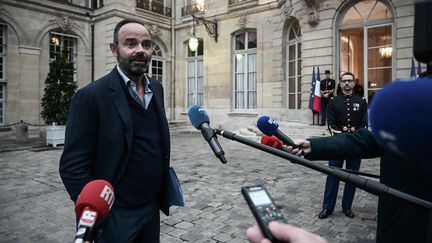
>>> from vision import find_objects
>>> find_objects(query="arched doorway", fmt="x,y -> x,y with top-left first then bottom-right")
338,0 -> 394,101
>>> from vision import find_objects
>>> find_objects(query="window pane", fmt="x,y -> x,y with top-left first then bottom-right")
152,43 -> 162,56
288,94 -> 295,109
297,43 -> 301,58
188,61 -> 195,77
236,74 -> 244,90
367,67 -> 392,90
297,75 -> 302,93
354,1 -> 375,20
288,77 -> 295,92
235,91 -> 244,109
288,61 -> 295,76
0,57 -> 3,79
247,32 -> 257,49
368,48 -> 392,68
368,26 -> 391,48
342,6 -> 363,25
297,93 -> 301,109
297,58 -> 302,77
197,60 -> 203,76
235,33 -> 245,50
248,91 -> 256,109
197,77 -> 203,93
197,40 -> 204,56
236,54 -> 244,72
288,45 -> 295,61
289,27 -> 296,40
248,72 -> 256,90
368,1 -> 392,21
248,53 -> 256,72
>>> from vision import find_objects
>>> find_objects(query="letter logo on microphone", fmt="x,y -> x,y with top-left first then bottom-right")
100,185 -> 114,209
80,209 -> 98,226
267,117 -> 277,126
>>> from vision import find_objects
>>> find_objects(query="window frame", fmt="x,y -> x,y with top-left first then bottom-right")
49,31 -> 78,82
186,39 -> 204,107
233,31 -> 257,110
286,21 -> 302,110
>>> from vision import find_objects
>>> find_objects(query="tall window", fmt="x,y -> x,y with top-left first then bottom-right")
0,23 -> 6,81
49,32 -> 78,81
0,23 -> 7,125
286,20 -> 302,109
0,85 -> 4,125
234,31 -> 257,109
89,0 -> 104,9
145,43 -> 164,82
339,0 -> 393,101
187,39 -> 204,107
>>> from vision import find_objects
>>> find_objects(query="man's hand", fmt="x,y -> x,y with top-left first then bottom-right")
284,139 -> 311,156
246,221 -> 327,243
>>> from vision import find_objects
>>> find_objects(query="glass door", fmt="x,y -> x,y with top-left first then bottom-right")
365,24 -> 392,101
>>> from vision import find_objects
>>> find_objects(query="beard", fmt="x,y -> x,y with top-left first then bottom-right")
117,51 -> 150,77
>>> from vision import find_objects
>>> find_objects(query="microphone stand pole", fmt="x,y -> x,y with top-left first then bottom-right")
329,166 -> 380,179
215,129 -> 432,210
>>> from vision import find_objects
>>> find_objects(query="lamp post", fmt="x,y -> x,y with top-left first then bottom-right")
188,13 -> 218,52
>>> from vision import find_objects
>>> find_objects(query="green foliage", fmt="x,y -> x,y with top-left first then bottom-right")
41,49 -> 77,125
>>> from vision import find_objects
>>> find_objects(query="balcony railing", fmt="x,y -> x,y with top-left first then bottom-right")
228,0 -> 257,5
136,0 -> 172,17
181,3 -> 205,17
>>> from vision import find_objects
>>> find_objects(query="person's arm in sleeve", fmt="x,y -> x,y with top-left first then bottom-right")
286,128 -> 380,160
59,88 -> 98,202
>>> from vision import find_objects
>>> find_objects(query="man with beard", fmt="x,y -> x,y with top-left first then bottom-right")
60,19 -> 171,242
317,72 -> 368,219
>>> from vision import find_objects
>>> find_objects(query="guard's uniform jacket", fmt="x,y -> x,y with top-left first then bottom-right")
320,78 -> 336,98
327,93 -> 368,135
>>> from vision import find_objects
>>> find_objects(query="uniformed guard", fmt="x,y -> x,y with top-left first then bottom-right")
319,70 -> 336,126
318,72 -> 368,220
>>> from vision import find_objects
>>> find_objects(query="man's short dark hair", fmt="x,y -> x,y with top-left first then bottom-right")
113,19 -> 148,44
341,72 -> 355,80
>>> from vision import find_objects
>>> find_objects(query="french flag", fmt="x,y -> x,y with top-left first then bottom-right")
308,66 -> 322,113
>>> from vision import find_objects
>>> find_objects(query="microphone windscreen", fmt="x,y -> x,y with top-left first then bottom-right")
261,135 -> 283,149
188,105 -> 210,129
257,116 -> 279,136
370,78 -> 432,161
75,180 -> 114,225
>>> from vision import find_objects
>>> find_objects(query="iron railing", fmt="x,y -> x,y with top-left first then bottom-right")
181,3 -> 205,17
136,0 -> 172,17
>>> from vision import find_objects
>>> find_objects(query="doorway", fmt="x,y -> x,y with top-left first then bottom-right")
338,0 -> 393,102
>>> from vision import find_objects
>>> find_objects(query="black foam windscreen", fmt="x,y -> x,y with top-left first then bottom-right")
414,0 -> 432,64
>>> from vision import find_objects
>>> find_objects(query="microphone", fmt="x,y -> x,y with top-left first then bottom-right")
369,78 -> 432,162
215,128 -> 431,210
261,135 -> 284,149
188,105 -> 227,164
257,116 -> 297,147
260,135 -> 380,179
74,180 -> 115,243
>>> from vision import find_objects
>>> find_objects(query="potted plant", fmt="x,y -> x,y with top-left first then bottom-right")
41,48 -> 77,147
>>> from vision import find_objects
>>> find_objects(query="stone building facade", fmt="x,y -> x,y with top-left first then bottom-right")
0,0 -> 421,130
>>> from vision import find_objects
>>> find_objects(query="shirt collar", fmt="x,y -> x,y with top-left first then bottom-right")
116,65 -> 150,92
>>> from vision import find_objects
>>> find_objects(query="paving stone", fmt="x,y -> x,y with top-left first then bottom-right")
175,221 -> 194,230
0,126 -> 379,242
212,232 -> 232,242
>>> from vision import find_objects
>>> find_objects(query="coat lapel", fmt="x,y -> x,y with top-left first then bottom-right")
108,70 -> 133,154
148,79 -> 170,162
